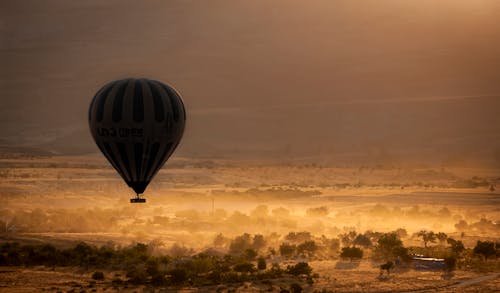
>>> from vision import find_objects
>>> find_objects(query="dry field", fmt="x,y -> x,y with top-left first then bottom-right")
0,154 -> 499,292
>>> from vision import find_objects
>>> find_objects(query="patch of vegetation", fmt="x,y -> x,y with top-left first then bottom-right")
0,241 -> 316,287
91,271 -> 105,280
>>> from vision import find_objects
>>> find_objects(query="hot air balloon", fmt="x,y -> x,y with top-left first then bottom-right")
88,78 -> 185,203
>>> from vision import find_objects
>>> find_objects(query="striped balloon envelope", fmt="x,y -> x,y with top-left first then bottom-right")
88,78 -> 186,203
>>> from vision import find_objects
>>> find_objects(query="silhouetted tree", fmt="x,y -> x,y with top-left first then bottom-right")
244,248 -> 257,261
353,234 -> 372,248
340,247 -> 363,262
375,233 -> 408,261
285,232 -> 312,244
436,232 -> 448,245
416,230 -> 436,248
297,240 -> 318,256
252,234 -> 266,251
454,220 -> 468,232
213,233 -> 227,248
447,238 -> 465,255
340,231 -> 357,247
229,233 -> 252,255
279,243 -> 296,257
257,257 -> 267,270
473,241 -> 496,260
393,228 -> 408,239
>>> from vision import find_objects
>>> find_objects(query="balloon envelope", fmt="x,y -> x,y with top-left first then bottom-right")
88,78 -> 185,195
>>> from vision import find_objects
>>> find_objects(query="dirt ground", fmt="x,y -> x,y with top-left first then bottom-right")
0,265 -> 499,292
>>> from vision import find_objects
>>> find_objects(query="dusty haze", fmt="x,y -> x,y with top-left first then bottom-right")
1,0 -> 500,165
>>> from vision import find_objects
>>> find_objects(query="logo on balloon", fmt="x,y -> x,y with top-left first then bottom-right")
97,127 -> 143,138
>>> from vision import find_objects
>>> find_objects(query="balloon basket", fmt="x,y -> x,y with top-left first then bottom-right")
130,194 -> 146,203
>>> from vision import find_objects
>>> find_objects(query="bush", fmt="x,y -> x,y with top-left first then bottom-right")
379,261 -> 393,275
169,268 -> 188,284
297,240 -> 318,255
244,248 -> 257,261
233,262 -> 256,273
290,283 -> 303,293
286,262 -> 312,276
279,243 -> 296,257
340,247 -> 363,262
444,256 -> 457,272
257,257 -> 267,270
91,271 -> 105,280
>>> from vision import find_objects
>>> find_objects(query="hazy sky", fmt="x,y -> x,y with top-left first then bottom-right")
1,1 -> 500,163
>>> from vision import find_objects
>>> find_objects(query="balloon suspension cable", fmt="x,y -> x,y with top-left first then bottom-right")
130,193 -> 146,203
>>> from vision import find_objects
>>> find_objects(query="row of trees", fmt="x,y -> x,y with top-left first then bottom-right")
0,241 -> 315,287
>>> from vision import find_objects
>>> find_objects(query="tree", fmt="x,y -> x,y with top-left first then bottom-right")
416,230 -> 436,248
340,247 -> 363,262
229,233 -> 252,254
375,233 -> 408,261
329,238 -> 340,253
447,238 -> 465,255
257,257 -> 267,270
393,228 -> 408,239
285,232 -> 312,244
436,232 -> 448,245
244,248 -> 257,261
213,233 -> 227,248
473,241 -> 496,260
340,231 -> 357,247
252,234 -> 267,251
297,240 -> 318,256
279,243 -> 296,257
454,220 -> 468,232
353,234 -> 372,248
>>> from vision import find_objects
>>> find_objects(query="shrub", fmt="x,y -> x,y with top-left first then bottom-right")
91,271 -> 105,280
379,261 -> 393,275
169,268 -> 188,284
286,262 -> 312,276
297,240 -> 318,255
444,256 -> 457,272
290,283 -> 303,293
244,248 -> 257,261
233,262 -> 256,273
257,257 -> 267,270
